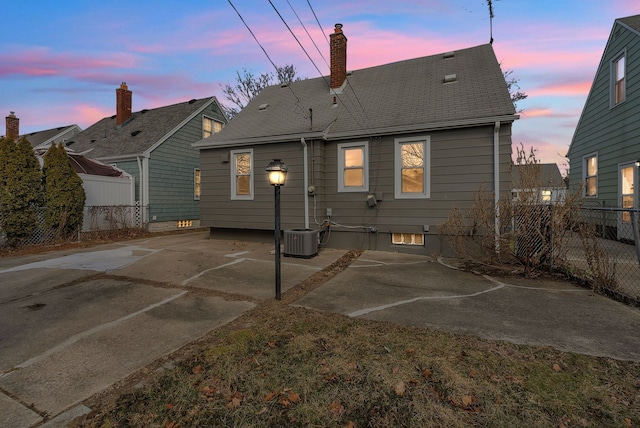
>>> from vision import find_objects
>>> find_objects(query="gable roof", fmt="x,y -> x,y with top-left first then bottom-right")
567,13 -> 640,157
68,97 -> 221,159
512,163 -> 565,188
195,44 -> 516,149
618,14 -> 640,34
14,124 -> 82,148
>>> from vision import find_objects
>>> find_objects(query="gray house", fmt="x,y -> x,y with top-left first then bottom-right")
3,112 -> 81,148
512,163 -> 566,204
194,24 -> 518,255
68,83 -> 228,232
567,14 -> 640,241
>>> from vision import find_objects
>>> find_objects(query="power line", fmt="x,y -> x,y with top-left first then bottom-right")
227,0 -> 306,113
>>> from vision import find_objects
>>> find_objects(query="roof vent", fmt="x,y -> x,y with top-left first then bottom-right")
280,83 -> 289,88
188,99 -> 197,104
90,139 -> 96,143
131,130 -> 141,137
259,103 -> 269,111
443,74 -> 457,84
141,109 -> 149,114
57,126 -> 65,130
444,51 -> 455,59
110,114 -> 116,119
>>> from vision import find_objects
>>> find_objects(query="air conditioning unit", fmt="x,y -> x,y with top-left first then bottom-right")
284,228 -> 318,258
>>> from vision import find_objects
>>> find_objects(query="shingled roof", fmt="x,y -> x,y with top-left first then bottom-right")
618,14 -> 640,33
20,124 -> 82,148
512,163 -> 566,188
68,97 -> 217,159
195,43 -> 516,149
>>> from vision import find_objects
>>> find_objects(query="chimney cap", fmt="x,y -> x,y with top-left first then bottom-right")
9,111 -> 16,117
334,23 -> 343,32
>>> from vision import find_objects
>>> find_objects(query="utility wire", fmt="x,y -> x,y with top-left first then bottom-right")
268,0 -> 370,132
227,0 -> 306,113
304,0 -> 381,136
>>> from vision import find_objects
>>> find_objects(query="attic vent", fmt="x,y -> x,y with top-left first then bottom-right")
188,99 -> 197,104
259,103 -> 269,111
443,74 -> 457,84
141,109 -> 149,114
131,130 -> 141,137
90,139 -> 96,143
444,51 -> 455,59
66,141 -> 75,146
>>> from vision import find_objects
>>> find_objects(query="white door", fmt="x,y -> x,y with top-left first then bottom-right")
618,163 -> 637,241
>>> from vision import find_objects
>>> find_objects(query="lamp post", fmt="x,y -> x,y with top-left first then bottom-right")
266,159 -> 288,300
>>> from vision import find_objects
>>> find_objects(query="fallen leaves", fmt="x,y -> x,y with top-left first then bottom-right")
329,400 -> 345,417
226,391 -> 243,409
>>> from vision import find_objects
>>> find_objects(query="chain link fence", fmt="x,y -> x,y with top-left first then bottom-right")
551,207 -> 640,304
511,205 -> 640,304
1,205 -> 145,250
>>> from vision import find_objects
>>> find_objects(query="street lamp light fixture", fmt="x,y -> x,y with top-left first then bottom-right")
266,159 -> 288,300
266,159 -> 288,186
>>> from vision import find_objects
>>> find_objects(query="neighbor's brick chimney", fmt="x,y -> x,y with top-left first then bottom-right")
116,82 -> 132,126
5,111 -> 19,141
330,23 -> 347,89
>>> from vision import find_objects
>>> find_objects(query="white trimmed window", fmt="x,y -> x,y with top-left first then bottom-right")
194,168 -> 201,200
338,142 -> 368,192
203,116 -> 224,138
395,136 -> 430,199
584,153 -> 598,197
230,149 -> 253,200
612,52 -> 626,106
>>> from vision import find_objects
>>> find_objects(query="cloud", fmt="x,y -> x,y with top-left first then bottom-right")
0,47 -> 140,78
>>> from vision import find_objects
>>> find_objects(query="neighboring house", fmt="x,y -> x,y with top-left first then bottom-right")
33,147 -> 135,232
3,111 -> 81,148
194,24 -> 518,255
67,83 -> 228,232
512,163 -> 566,204
567,14 -> 640,241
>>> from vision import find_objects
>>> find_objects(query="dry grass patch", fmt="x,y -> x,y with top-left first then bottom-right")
76,304 -> 639,428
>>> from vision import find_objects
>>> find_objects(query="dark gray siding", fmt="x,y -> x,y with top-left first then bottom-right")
569,21 -> 640,207
200,123 -> 513,254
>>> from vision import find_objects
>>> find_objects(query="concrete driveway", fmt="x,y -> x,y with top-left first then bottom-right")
294,251 -> 640,362
0,232 -> 344,427
2,232 -> 640,427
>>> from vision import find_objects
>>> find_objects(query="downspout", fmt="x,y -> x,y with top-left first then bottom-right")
494,121 -> 501,251
301,138 -> 310,229
136,155 -> 150,226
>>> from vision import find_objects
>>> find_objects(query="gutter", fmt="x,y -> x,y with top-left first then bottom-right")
494,121 -> 500,251
192,115 -> 518,150
301,138 -> 309,229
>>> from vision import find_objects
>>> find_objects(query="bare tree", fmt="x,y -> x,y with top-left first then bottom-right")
503,69 -> 528,112
222,64 -> 301,119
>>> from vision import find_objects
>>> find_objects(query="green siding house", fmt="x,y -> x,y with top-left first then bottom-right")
194,24 -> 518,255
567,14 -> 640,241
67,83 -> 227,231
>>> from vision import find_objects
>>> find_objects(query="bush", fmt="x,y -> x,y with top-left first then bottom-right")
43,143 -> 86,237
0,136 -> 42,246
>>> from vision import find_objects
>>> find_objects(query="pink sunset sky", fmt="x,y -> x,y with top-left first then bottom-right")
1,0 -> 638,173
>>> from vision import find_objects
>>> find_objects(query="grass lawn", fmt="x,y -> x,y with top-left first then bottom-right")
70,251 -> 639,427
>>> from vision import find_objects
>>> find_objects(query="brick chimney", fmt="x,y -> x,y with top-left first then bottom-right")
330,23 -> 347,89
5,111 -> 19,141
116,82 -> 132,126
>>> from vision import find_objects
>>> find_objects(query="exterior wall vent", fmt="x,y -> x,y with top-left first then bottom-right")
284,228 -> 318,258
443,74 -> 457,84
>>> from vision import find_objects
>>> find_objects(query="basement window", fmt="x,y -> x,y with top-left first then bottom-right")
392,233 -> 424,246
